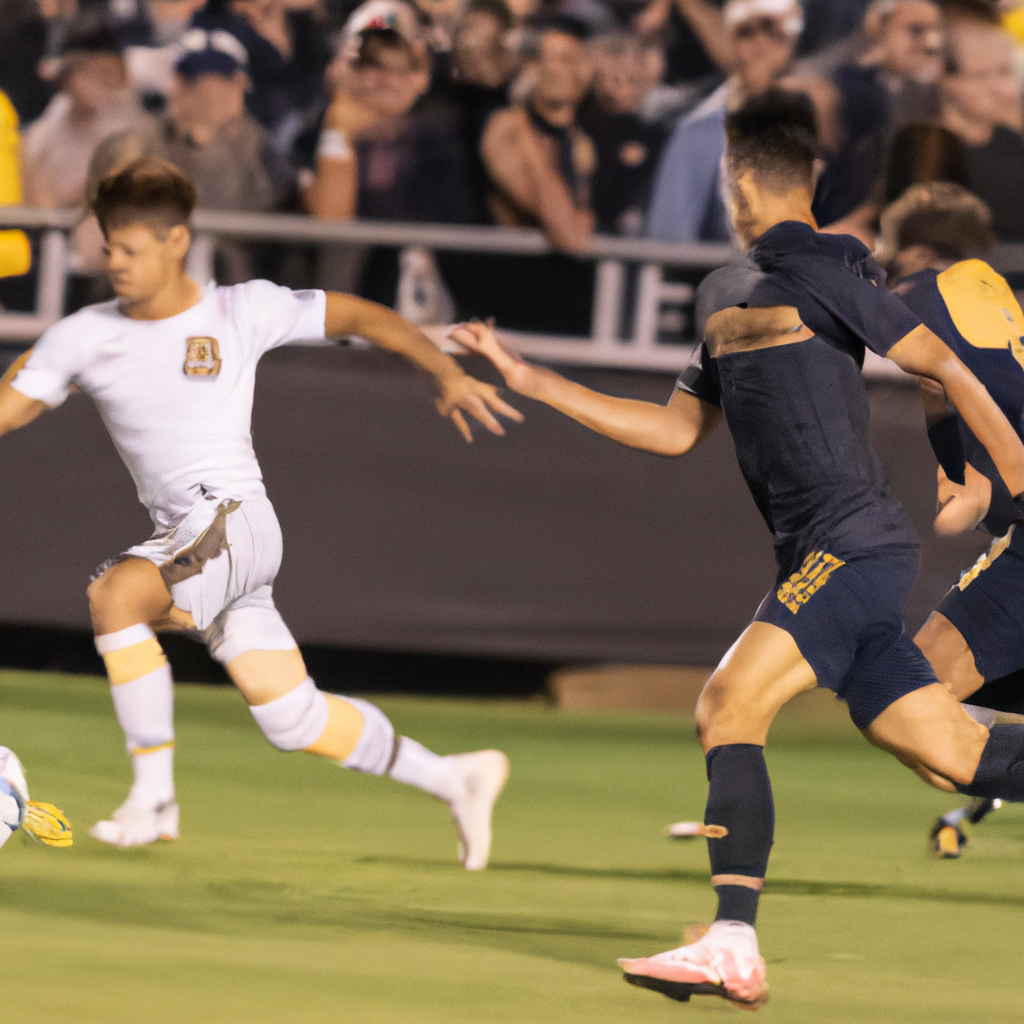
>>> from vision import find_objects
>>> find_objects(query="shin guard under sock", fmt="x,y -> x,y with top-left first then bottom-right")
704,744 -> 774,926
955,724 -> 1024,799
97,625 -> 175,809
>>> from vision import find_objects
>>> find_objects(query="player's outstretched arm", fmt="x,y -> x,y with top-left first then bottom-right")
933,463 -> 992,536
918,377 -> 992,536
889,324 -> 1024,499
450,322 -> 721,455
324,293 -> 523,443
0,351 -> 48,439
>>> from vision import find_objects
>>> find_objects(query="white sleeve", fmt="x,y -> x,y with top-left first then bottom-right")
231,280 -> 327,356
9,318 -> 86,407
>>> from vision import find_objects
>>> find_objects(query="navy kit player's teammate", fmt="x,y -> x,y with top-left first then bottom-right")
454,92 -> 1024,1008
0,158 -> 519,867
877,182 -> 1024,855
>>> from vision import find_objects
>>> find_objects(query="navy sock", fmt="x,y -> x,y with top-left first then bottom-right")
704,743 -> 774,927
955,725 -> 1024,799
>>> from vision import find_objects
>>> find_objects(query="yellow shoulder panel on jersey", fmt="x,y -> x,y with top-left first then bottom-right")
0,347 -> 31,390
936,259 -> 1024,352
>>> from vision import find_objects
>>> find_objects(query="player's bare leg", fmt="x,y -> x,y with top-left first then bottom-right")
915,612 -> 984,702
620,623 -> 816,1009
915,612 -> 1002,854
88,558 -> 181,846
226,648 -> 509,869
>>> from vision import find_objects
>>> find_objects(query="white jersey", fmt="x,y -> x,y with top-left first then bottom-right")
12,280 -> 326,528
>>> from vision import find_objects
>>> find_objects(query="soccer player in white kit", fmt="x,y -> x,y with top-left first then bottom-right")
0,157 -> 520,866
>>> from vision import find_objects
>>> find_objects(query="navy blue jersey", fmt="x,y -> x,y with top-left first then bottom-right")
898,261 -> 1024,535
679,221 -> 920,571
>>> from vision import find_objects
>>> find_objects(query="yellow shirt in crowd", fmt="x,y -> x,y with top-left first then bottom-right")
0,90 -> 31,279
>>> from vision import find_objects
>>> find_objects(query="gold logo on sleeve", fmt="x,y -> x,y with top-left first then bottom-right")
184,337 -> 222,376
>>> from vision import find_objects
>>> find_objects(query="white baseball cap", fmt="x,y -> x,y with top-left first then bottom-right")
724,0 -> 804,37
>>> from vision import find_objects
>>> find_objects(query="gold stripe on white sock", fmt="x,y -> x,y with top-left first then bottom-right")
102,638 -> 168,687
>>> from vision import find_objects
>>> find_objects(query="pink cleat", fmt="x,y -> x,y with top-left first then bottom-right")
618,920 -> 769,1010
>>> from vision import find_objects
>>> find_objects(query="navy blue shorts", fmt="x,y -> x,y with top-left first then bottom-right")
755,544 -> 937,729
938,524 -> 1024,682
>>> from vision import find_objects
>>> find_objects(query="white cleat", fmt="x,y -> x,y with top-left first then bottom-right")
446,750 -> 509,870
89,799 -> 179,847
619,920 -> 769,1009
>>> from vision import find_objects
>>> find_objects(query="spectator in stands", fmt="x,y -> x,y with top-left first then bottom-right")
191,0 -> 332,152
88,29 -> 296,278
480,16 -> 596,252
0,0 -> 54,126
304,28 -> 470,224
578,31 -> 666,235
645,0 -> 811,242
436,17 -> 595,334
634,0 -> 868,92
21,11 -> 143,209
428,0 -> 521,223
815,0 -> 943,228
0,89 -> 31,284
936,12 -> 1024,238
304,27 -> 471,303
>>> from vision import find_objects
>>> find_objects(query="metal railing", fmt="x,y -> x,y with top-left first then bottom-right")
4,206 -> 1023,376
0,206 -> 734,370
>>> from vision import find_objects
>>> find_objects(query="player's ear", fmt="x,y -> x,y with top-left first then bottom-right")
166,224 -> 191,264
811,157 -> 826,191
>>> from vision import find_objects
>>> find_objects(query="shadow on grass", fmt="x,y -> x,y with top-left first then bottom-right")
360,854 -> 1024,908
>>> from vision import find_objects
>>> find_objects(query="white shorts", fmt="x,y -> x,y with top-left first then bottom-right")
99,494 -> 297,664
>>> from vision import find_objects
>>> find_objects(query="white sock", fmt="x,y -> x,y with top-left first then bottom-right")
388,737 -> 464,804
109,665 -> 176,809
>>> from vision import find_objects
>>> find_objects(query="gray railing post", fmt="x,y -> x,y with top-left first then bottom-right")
186,232 -> 215,283
632,262 -> 662,349
591,259 -> 625,346
36,228 -> 68,328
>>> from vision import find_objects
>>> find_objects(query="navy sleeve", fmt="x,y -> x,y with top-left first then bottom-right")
785,253 -> 922,357
818,265 -> 923,357
676,343 -> 721,407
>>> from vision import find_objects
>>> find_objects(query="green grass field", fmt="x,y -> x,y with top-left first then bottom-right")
2,670 -> 1022,1023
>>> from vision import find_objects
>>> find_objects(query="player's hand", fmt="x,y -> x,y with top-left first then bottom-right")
434,371 -> 523,443
449,322 -> 536,395
935,463 -> 991,536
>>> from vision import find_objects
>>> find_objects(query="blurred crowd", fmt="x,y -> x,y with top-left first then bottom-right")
2,0 -> 1024,328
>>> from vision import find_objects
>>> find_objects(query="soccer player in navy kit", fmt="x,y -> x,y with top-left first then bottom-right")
454,93 -> 1024,1008
878,182 -> 1024,855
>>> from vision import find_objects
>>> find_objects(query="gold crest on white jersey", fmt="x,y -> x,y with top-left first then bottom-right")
184,336 -> 222,376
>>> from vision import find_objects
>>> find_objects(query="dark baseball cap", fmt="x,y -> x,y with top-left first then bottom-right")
174,28 -> 249,78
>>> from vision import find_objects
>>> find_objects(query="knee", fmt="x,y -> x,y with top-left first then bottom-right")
249,677 -> 328,751
695,677 -> 737,743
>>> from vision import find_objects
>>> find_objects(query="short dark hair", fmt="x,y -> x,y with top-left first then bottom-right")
527,12 -> 591,41
354,27 -> 424,70
878,181 -> 994,265
465,0 -> 514,31
91,157 -> 197,237
725,90 -> 819,192
58,8 -> 123,56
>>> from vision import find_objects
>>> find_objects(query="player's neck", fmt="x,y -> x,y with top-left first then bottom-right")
741,199 -> 816,249
118,273 -> 204,321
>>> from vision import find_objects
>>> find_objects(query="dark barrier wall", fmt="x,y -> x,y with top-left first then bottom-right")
0,347 -> 987,664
